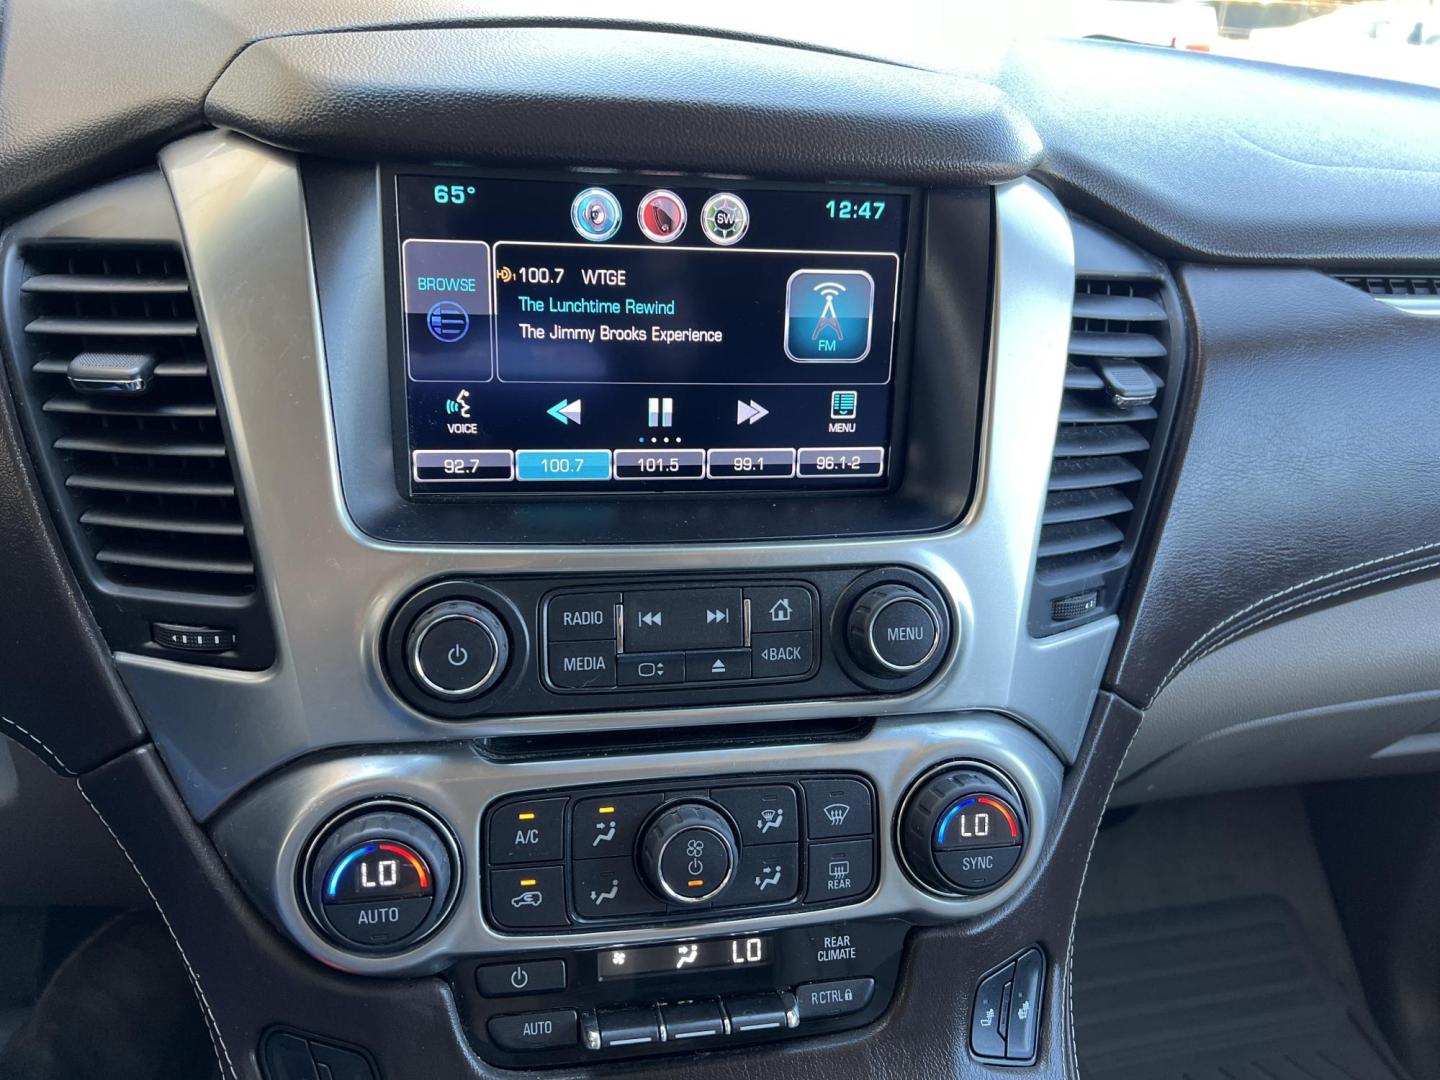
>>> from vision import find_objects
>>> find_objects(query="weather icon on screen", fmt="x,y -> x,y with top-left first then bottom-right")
784,269 -> 875,363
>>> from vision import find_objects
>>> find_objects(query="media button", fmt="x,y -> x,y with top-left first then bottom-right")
616,652 -> 685,687
547,641 -> 617,689
613,448 -> 705,480
545,592 -> 619,642
623,588 -> 744,650
706,448 -> 796,480
796,447 -> 885,479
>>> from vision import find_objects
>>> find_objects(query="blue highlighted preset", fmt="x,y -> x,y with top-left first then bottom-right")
515,450 -> 612,482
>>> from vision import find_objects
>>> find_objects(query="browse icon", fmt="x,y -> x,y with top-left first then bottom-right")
823,803 -> 852,827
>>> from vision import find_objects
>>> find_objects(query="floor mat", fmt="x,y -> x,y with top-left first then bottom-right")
1074,896 -> 1405,1080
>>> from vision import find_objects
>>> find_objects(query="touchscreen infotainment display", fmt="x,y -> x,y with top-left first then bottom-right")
394,174 -> 910,494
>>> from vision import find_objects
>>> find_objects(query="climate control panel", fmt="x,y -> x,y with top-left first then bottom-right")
483,774 -> 878,932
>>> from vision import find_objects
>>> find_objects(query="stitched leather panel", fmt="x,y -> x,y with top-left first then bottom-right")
1108,268 -> 1440,707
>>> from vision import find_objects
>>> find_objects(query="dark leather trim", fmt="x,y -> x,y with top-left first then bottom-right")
204,27 -> 1038,186
1108,268 -> 1440,708
0,346 -> 146,775
76,694 -> 1143,1080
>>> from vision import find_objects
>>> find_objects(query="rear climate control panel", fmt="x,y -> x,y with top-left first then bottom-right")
383,566 -> 952,719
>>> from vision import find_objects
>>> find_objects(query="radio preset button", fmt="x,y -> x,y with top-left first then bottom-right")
546,592 -> 619,642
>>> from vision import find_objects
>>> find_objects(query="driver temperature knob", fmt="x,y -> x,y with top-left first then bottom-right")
640,803 -> 738,904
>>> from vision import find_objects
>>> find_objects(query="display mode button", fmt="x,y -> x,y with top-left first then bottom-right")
623,588 -> 743,651
617,652 -> 685,687
546,592 -> 619,642
547,642 -> 616,689
515,449 -> 611,482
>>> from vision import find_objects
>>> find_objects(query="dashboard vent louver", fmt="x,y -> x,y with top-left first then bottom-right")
1029,219 -> 1182,636
1335,274 -> 1440,298
16,245 -> 256,595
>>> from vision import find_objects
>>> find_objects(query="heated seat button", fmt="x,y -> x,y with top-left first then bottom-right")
746,585 -> 813,632
751,631 -> 814,678
595,1006 -> 662,1048
1005,949 -> 1044,1061
971,961 -> 1014,1059
488,1009 -> 579,1051
660,1000 -> 726,1041
572,794 -> 663,860
489,866 -> 568,930
487,798 -> 566,865
476,958 -> 567,997
546,592 -> 619,642
805,839 -> 874,902
547,641 -> 617,689
623,588 -> 743,651
572,856 -> 666,919
794,977 -> 875,1020
802,778 -> 874,839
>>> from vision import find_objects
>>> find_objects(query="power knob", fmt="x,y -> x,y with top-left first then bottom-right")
639,803 -> 738,904
404,599 -> 510,700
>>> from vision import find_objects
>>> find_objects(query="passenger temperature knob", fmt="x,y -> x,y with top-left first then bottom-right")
899,765 -> 1027,896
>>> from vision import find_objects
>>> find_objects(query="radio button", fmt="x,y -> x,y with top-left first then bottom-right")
546,592 -> 619,642
546,642 -> 616,689
617,652 -> 685,687
623,588 -> 743,651
751,631 -> 813,678
745,586 -> 813,633
685,648 -> 751,682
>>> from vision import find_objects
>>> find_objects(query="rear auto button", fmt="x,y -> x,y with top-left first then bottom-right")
488,1009 -> 579,1051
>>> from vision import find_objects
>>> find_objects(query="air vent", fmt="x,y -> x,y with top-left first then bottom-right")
1335,274 -> 1440,298
1029,219 -> 1182,636
17,244 -> 257,594
3,172 -> 273,672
